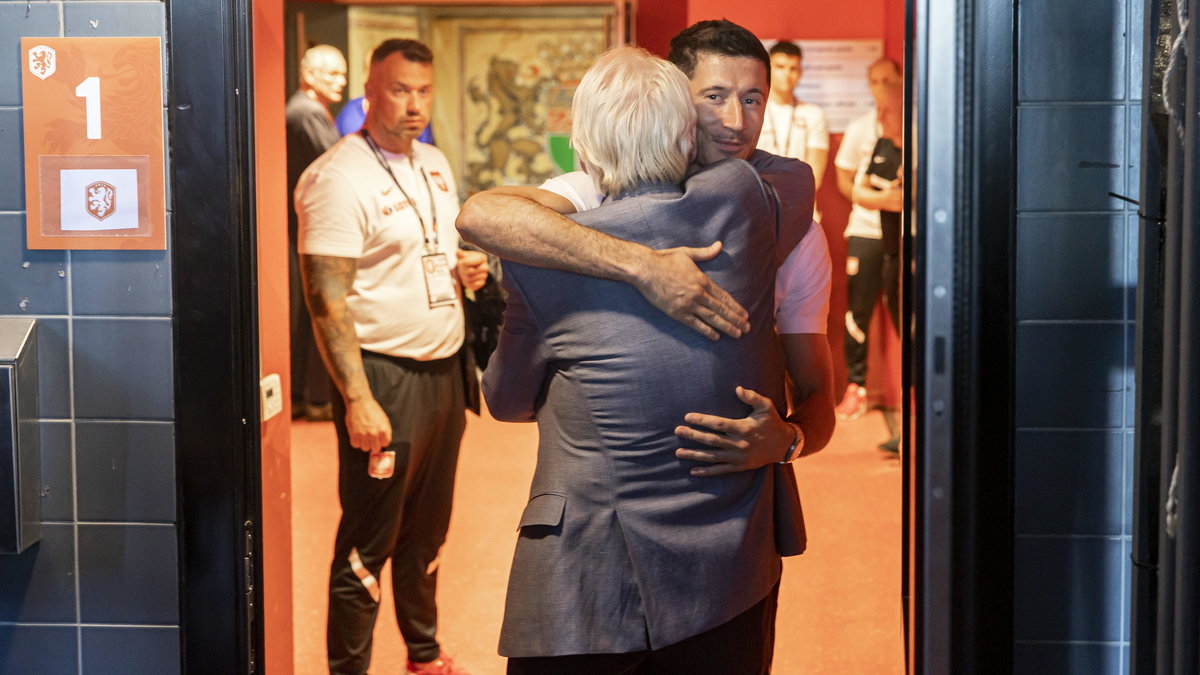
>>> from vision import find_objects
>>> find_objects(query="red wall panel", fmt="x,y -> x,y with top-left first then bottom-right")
253,0 -> 295,671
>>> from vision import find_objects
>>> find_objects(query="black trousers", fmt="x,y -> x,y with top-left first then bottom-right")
327,351 -> 466,674
289,224 -> 332,408
845,236 -> 900,387
506,583 -> 780,675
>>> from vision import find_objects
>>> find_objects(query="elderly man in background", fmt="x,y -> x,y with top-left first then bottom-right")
287,44 -> 347,421
832,57 -> 905,424
482,45 -> 813,673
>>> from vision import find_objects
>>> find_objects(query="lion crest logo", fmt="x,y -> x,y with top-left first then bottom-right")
28,46 -> 56,80
86,182 -> 116,221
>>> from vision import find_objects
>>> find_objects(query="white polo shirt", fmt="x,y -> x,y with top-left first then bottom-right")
540,170 -> 831,335
296,134 -> 465,360
758,101 -> 830,223
758,101 -> 830,161
835,109 -> 883,240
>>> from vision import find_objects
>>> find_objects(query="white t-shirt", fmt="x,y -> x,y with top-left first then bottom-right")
758,101 -> 829,160
834,109 -> 883,240
540,171 -> 831,335
296,134 -> 464,360
758,101 -> 829,223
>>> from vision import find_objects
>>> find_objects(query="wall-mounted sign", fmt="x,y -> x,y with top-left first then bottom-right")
21,38 -> 165,250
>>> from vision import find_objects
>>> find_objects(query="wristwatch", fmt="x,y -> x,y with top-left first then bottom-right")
778,423 -> 804,464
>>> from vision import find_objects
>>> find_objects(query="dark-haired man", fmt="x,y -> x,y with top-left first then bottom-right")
758,41 -> 829,210
297,38 -> 485,675
457,19 -> 835,482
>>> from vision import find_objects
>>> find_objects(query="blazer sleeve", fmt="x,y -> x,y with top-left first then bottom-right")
750,151 -> 815,263
481,280 -> 552,422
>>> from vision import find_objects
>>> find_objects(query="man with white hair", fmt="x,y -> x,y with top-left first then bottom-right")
457,19 -> 835,482
482,45 -> 812,672
288,44 -> 347,421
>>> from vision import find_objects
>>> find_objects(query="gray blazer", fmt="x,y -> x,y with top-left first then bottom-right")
483,157 -> 814,658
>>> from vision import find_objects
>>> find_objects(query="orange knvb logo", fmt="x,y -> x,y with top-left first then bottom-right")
86,181 -> 116,221
28,45 -> 55,80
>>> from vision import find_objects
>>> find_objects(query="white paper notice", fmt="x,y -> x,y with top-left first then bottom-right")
59,168 -> 139,231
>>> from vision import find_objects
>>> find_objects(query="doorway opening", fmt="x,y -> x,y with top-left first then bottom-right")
262,2 -> 909,673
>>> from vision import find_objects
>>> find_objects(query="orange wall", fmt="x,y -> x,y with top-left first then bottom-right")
682,0 -> 905,62
253,0 -> 295,672
636,0 -> 688,57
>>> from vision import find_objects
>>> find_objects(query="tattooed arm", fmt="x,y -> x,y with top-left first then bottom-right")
300,253 -> 391,453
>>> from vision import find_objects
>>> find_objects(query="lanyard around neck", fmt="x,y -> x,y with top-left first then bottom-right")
361,130 -> 440,254
767,103 -> 799,156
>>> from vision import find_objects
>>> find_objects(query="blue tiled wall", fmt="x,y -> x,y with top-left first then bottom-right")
1014,0 -> 1140,672
0,2 -> 179,674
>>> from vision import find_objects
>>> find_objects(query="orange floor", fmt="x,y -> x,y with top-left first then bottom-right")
290,407 -> 903,675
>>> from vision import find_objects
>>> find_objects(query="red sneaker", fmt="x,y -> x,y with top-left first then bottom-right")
835,384 -> 868,421
407,652 -> 473,675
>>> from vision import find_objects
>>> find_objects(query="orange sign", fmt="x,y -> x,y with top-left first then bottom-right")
21,38 -> 165,250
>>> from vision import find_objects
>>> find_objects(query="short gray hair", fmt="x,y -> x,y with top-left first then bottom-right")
300,44 -> 344,72
571,47 -> 696,197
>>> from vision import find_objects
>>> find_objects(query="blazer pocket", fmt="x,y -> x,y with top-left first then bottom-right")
518,493 -> 566,529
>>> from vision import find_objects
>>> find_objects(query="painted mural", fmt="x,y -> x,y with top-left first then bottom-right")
449,19 -> 607,194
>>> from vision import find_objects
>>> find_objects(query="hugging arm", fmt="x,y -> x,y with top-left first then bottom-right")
674,185 -> 834,475
673,333 -> 836,475
456,186 -> 750,340
779,333 -> 836,456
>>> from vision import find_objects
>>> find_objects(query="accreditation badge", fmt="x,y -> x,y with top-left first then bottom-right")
421,252 -> 458,308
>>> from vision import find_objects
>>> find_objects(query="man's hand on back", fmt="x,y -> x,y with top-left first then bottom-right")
631,242 -> 751,341
674,386 -> 795,475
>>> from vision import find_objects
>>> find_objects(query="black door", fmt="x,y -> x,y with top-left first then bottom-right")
167,0 -> 264,672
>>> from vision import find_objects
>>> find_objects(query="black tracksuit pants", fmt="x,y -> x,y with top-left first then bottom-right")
845,236 -> 900,387
327,350 -> 466,674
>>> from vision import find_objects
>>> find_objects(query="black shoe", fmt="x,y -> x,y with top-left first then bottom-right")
879,435 -> 900,454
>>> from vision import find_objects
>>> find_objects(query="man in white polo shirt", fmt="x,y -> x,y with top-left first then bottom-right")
833,57 -> 904,422
296,38 -> 485,675
757,41 -> 829,217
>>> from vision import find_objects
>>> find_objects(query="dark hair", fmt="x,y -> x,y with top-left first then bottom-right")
371,39 -> 433,66
768,41 -> 802,60
668,20 -> 770,84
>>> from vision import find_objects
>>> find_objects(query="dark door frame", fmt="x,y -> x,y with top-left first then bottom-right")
908,0 -> 1017,671
167,0 -> 265,672
162,0 -> 1032,671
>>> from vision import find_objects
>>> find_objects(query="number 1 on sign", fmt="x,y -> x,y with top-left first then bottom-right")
74,76 -> 101,140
